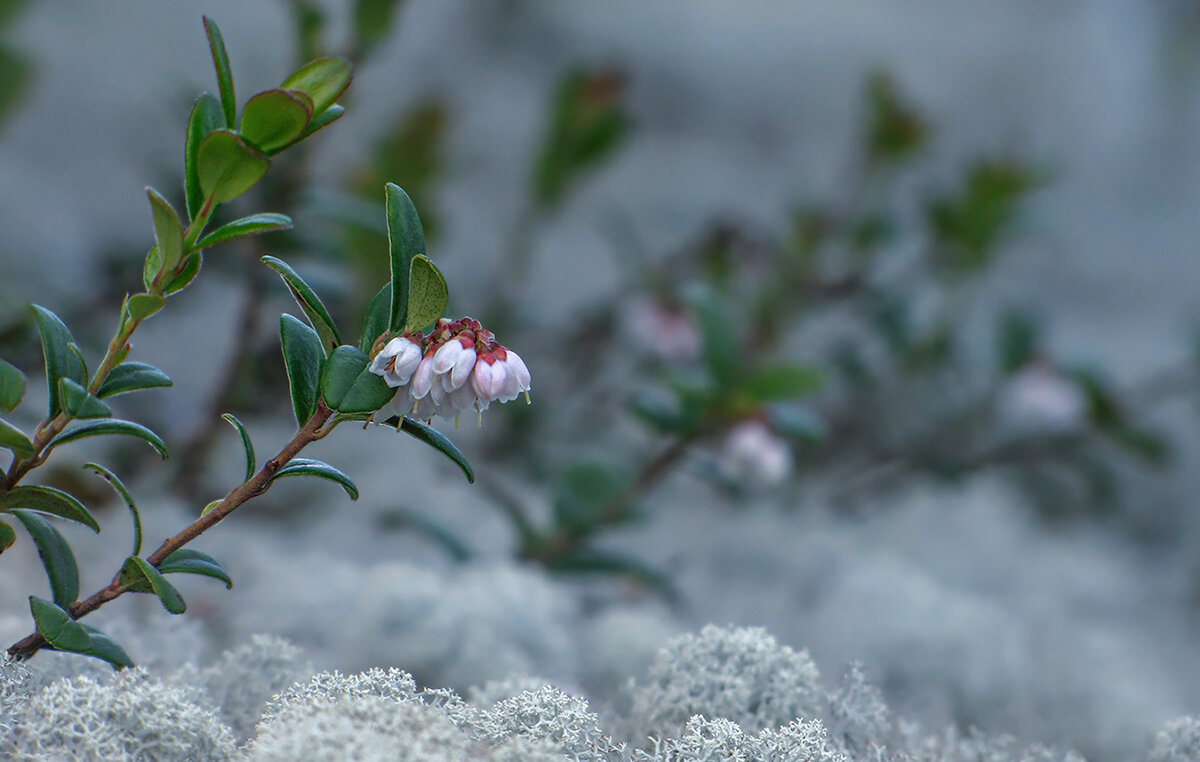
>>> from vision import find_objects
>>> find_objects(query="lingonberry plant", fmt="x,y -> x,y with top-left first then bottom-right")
0,18 -> 523,666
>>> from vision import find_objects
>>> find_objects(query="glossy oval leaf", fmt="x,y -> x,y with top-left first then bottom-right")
359,283 -> 391,354
405,255 -> 447,333
272,458 -> 359,499
221,413 -> 256,482
196,213 -> 292,249
398,416 -> 474,484
45,419 -> 169,459
142,246 -> 162,292
96,361 -> 172,399
280,56 -> 352,114
185,92 -> 224,219
262,255 -> 341,353
119,556 -> 186,614
83,463 -> 142,556
11,510 -> 80,607
59,379 -> 112,420
158,548 -> 233,589
147,187 -> 184,274
197,129 -> 269,204
0,418 -> 33,458
77,624 -> 134,668
385,183 -> 426,333
127,293 -> 166,322
0,485 -> 99,533
165,252 -> 203,295
203,16 -> 236,129
32,305 -> 86,419
301,103 -> 344,140
319,345 -> 392,413
280,314 -> 323,427
0,520 -> 15,553
240,89 -> 313,154
29,596 -> 91,653
0,356 -> 26,412
742,365 -> 823,402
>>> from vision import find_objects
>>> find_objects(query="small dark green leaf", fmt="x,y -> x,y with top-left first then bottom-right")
359,283 -> 392,354
997,311 -> 1039,374
300,103 -> 344,139
12,511 -> 79,607
0,520 -> 15,553
553,461 -> 625,531
185,92 -> 224,219
164,252 -> 203,295
629,392 -> 686,434
272,458 -> 359,499
279,56 -> 352,114
77,624 -> 134,668
394,416 -> 474,483
405,255 -> 447,333
686,286 -> 740,387
147,187 -> 184,275
29,596 -> 90,652
45,420 -> 169,459
203,16 -> 237,129
741,365 -> 822,402
82,463 -> 141,556
0,356 -> 26,412
158,548 -> 233,589
119,556 -> 186,614
279,314 -> 323,427
96,362 -> 173,399
385,183 -> 426,333
262,256 -> 341,353
196,213 -> 292,249
59,379 -> 112,420
240,89 -> 313,154
549,550 -> 679,604
141,246 -> 161,293
0,485 -> 99,533
32,305 -> 86,419
127,293 -> 166,322
0,418 -> 33,458
221,413 -> 256,482
352,0 -> 405,56
378,508 -> 472,562
197,129 -> 270,203
319,345 -> 393,413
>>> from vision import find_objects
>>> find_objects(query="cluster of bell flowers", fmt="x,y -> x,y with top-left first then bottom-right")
368,317 -> 531,424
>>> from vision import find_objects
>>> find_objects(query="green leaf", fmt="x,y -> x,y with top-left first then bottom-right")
997,311 -> 1039,374
395,416 -> 474,484
29,596 -> 90,652
0,520 -> 15,553
0,356 -> 26,412
203,16 -> 237,129
377,508 -> 472,562
240,89 -> 313,154
77,624 -> 134,668
628,392 -> 686,434
279,314 -> 323,427
11,511 -> 79,607
221,413 -> 256,482
300,103 -> 344,140
158,548 -> 233,589
96,362 -> 172,399
741,365 -> 822,402
262,256 -> 341,353
126,293 -> 166,321
196,213 -> 292,249
352,0 -> 406,56
359,283 -> 391,354
0,485 -> 100,533
32,305 -> 86,419
319,345 -> 393,414
548,549 -> 679,604
147,187 -> 184,275
185,92 -> 224,219
405,255 -> 447,333
272,458 -> 359,499
0,418 -> 33,458
82,463 -> 142,556
280,56 -> 352,114
59,379 -> 112,419
197,129 -> 270,203
119,556 -> 186,614
686,286 -> 740,387
45,419 -> 169,459
385,183 -> 426,333
142,247 -> 162,294
553,461 -> 625,531
164,252 -> 203,295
